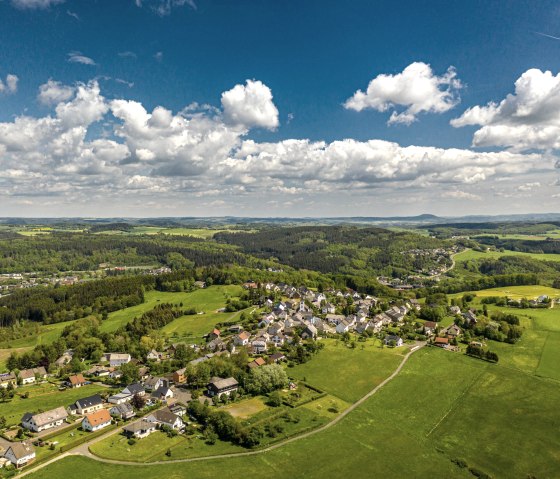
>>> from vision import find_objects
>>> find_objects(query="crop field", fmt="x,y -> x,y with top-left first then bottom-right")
289,338 -> 405,402
0,382 -> 112,427
454,248 -> 560,262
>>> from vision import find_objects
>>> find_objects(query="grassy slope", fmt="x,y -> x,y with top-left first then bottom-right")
449,284 -> 560,300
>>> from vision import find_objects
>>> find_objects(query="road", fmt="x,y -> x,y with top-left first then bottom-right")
19,341 -> 425,475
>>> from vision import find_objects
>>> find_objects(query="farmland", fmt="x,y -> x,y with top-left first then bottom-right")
454,248 -> 560,262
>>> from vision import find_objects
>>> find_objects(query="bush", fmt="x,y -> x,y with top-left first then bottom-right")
127,438 -> 136,446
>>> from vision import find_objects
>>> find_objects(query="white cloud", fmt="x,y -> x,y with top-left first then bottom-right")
67,52 -> 96,66
154,51 -> 163,62
136,0 -> 196,16
517,182 -> 541,191
0,74 -> 18,95
221,80 -> 279,130
10,0 -> 64,9
344,62 -> 462,125
118,51 -> 137,59
441,190 -> 482,200
38,80 -> 75,106
66,10 -> 79,20
452,68 -> 560,151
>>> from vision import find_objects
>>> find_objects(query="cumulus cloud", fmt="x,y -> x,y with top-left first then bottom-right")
10,0 -> 64,8
67,52 -> 96,66
452,68 -> 560,151
344,62 -> 462,125
0,74 -> 18,95
0,77 -> 554,214
221,80 -> 279,130
38,80 -> 75,106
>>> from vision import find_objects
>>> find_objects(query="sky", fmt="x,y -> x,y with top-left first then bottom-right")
0,0 -> 560,217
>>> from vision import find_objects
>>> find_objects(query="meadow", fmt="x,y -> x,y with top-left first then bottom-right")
31,348 -> 560,479
454,248 -> 560,262
449,284 -> 560,300
288,338 -> 405,402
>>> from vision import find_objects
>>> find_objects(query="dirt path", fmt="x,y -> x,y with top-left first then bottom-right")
20,342 -> 425,475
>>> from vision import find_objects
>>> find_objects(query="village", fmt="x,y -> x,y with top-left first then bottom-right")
0,279 -> 497,471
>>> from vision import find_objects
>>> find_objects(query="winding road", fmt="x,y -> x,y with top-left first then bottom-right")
20,341 -> 425,477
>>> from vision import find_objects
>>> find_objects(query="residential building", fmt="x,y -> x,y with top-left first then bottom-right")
75,394 -> 104,415
4,441 -> 35,468
82,409 -> 112,432
123,420 -> 157,439
145,409 -> 184,430
207,377 -> 238,398
21,407 -> 68,432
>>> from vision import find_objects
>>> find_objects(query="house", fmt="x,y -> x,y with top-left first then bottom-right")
145,409 -> 184,430
423,321 -> 438,336
68,374 -> 87,388
270,333 -> 286,346
302,324 -> 318,339
228,325 -> 243,334
336,320 -> 351,334
17,369 -> 36,386
107,353 -> 131,367
4,441 -> 35,468
446,324 -> 462,338
269,352 -> 287,363
0,372 -> 17,389
110,403 -> 136,420
151,385 -> 174,401
82,409 -> 112,432
207,377 -> 239,398
107,392 -> 132,405
168,403 -> 187,417
234,331 -> 251,347
194,281 -> 206,289
21,407 -> 68,432
54,352 -> 73,368
75,394 -> 104,415
449,305 -> 462,315
123,383 -> 145,397
434,337 -> 449,348
251,337 -> 268,354
208,328 -> 221,340
462,310 -> 477,325
144,376 -> 166,392
207,338 -> 225,352
173,368 -> 187,384
247,357 -> 266,369
138,367 -> 150,381
147,350 -> 162,362
123,419 -> 157,439
326,314 -> 345,325
384,335 -> 404,347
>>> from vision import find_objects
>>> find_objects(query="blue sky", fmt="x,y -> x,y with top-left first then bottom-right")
0,0 -> 559,216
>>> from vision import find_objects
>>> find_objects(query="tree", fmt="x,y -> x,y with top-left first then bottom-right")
120,362 -> 139,385
131,393 -> 146,410
267,391 -> 283,407
246,364 -> 288,394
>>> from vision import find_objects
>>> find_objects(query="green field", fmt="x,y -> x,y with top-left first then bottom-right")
31,348 -> 560,479
454,248 -> 560,262
101,285 -> 244,336
289,339 -> 405,402
449,284 -> 560,301
536,332 -> 560,381
0,382 -> 112,427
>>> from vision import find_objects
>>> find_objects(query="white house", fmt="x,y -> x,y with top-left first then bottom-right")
107,353 -> 131,367
145,409 -> 184,430
4,442 -> 35,468
21,407 -> 68,432
123,419 -> 157,439
75,394 -> 104,415
82,409 -> 112,432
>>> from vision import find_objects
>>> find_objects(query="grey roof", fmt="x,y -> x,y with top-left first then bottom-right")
7,441 -> 34,459
124,419 -> 155,433
208,377 -> 238,390
22,407 -> 67,427
150,408 -> 180,425
124,383 -> 145,395
76,394 -> 103,409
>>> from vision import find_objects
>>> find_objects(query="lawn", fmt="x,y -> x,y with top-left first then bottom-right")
0,382 -> 111,427
289,338 -> 405,402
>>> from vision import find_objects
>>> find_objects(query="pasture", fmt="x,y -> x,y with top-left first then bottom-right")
449,284 -> 560,300
289,338 -> 405,402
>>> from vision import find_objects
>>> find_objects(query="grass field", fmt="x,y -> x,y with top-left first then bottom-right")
454,248 -> 560,262
0,382 -> 111,427
220,396 -> 267,419
536,331 -> 560,381
101,285 -> 243,336
289,338 -> 405,402
449,284 -> 560,300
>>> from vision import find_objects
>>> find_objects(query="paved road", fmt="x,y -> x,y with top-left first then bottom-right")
20,342 -> 425,475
